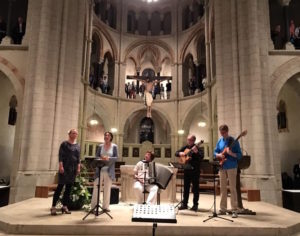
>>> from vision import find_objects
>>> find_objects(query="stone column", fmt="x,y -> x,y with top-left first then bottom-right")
188,5 -> 194,27
173,1 -> 180,35
135,12 -> 139,35
170,134 -> 178,162
113,60 -> 119,97
9,0 -> 86,203
121,1 -> 127,33
176,63 -> 184,98
118,133 -> 124,161
80,0 -> 94,159
160,13 -> 164,35
214,0 -> 281,205
205,0 -> 213,160
147,12 -> 151,36
119,63 -> 127,98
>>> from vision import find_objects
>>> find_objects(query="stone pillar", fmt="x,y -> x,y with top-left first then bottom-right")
9,0 -> 86,203
174,1 -> 180,35
214,0 -> 281,205
80,0 -> 94,160
119,63 -> 127,98
170,134 -> 178,162
160,13 -> 164,35
147,12 -> 151,36
113,61 -> 119,97
176,63 -> 184,98
115,0 -> 121,31
135,12 -> 139,35
188,5 -> 194,27
121,1 -> 127,33
118,133 -> 124,161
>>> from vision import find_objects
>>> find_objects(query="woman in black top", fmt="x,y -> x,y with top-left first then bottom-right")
50,129 -> 80,215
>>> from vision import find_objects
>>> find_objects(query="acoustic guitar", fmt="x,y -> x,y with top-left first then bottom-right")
178,140 -> 204,164
217,130 -> 247,167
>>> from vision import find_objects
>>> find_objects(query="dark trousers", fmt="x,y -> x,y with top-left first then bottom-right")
52,183 -> 72,207
183,171 -> 200,206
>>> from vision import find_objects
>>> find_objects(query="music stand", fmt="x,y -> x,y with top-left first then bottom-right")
82,159 -> 113,220
169,162 -> 193,209
203,161 -> 233,223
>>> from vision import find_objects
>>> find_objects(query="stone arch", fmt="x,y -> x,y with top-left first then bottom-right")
123,39 -> 175,65
122,107 -> 173,144
179,25 -> 205,63
182,53 -> 195,96
93,22 -> 118,60
86,89 -> 111,130
120,105 -> 176,136
127,56 -> 137,68
271,57 -> 300,99
0,56 -> 24,101
182,100 -> 208,132
91,30 -> 104,60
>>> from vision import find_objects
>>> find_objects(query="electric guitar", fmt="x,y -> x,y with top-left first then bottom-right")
217,130 -> 247,167
178,140 -> 204,164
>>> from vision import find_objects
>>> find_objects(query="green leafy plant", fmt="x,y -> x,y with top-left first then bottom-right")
67,163 -> 91,210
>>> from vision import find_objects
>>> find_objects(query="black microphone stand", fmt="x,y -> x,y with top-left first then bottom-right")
142,161 -> 148,204
203,162 -> 233,222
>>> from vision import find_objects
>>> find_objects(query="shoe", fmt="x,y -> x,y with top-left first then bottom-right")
218,210 -> 227,215
61,206 -> 71,214
178,204 -> 188,210
50,207 -> 57,216
103,209 -> 111,213
232,211 -> 238,218
190,205 -> 198,212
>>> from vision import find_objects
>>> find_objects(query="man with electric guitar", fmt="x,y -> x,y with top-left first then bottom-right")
214,124 -> 245,218
175,135 -> 204,211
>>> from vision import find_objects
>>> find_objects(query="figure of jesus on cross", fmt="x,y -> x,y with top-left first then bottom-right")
144,78 -> 153,118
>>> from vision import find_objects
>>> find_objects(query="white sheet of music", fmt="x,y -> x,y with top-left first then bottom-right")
133,204 -> 176,221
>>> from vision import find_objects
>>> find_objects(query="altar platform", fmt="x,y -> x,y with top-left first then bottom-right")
0,194 -> 299,236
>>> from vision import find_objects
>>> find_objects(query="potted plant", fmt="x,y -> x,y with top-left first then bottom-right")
67,163 -> 91,210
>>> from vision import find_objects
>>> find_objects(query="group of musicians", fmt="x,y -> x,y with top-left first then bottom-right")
50,124 -> 244,219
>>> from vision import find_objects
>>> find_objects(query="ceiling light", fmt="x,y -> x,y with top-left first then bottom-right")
178,129 -> 184,135
89,117 -> 99,125
111,128 -> 118,133
198,122 -> 207,127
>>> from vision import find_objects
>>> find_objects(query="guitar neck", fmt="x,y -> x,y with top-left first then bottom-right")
229,134 -> 243,149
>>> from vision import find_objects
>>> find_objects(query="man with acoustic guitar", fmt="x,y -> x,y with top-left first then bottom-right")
175,135 -> 204,211
214,124 -> 243,218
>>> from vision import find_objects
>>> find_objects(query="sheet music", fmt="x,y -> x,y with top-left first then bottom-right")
132,204 -> 177,223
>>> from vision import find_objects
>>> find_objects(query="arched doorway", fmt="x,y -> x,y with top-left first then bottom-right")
0,71 -> 17,187
182,54 -> 196,97
277,73 -> 300,188
103,51 -> 115,95
139,117 -> 154,143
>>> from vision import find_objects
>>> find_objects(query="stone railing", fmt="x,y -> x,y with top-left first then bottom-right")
84,140 -> 210,163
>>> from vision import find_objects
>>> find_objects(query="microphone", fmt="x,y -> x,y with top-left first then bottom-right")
142,160 -> 149,172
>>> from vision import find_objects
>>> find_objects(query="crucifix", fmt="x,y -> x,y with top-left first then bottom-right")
127,72 -> 172,118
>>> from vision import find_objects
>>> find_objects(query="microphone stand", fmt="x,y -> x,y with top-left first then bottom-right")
142,161 -> 148,204
82,160 -> 113,220
203,162 -> 233,223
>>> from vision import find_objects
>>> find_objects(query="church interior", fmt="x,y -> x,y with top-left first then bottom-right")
0,0 -> 300,235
